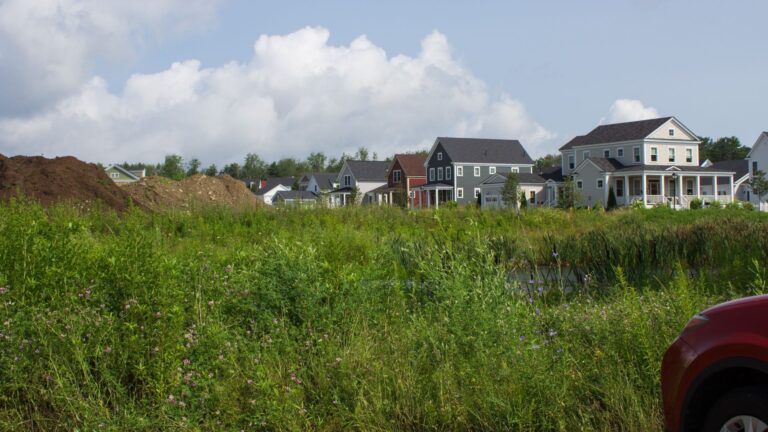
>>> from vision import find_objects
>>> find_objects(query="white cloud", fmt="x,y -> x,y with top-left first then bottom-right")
604,99 -> 660,124
0,0 -> 220,115
0,26 -> 555,165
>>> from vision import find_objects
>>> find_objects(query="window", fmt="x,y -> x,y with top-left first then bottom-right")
616,179 -> 624,197
529,190 -> 535,203
489,166 -> 496,174
617,148 -> 624,157
603,149 -> 610,158
393,170 -> 401,183
633,147 -> 641,163
650,147 -> 658,162
474,188 -> 481,198
583,151 -> 590,160
597,179 -> 604,189
456,166 -> 463,177
429,168 -> 435,181
474,166 -> 481,177
568,155 -> 575,169
344,175 -> 351,186
511,167 -> 519,173
576,180 -> 583,189
110,172 -> 119,179
437,152 -> 443,161
686,179 -> 694,195
446,167 -> 452,180
437,167 -> 444,181
457,188 -> 464,199
669,128 -> 675,137
686,148 -> 693,163
668,148 -> 675,163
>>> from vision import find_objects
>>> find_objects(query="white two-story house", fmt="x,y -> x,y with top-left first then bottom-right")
561,117 -> 736,208
329,160 -> 389,206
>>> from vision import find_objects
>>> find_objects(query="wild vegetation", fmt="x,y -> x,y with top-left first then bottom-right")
0,200 -> 766,431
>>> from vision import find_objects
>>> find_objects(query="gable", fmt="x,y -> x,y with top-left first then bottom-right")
747,132 -> 768,159
647,118 -> 697,141
426,142 -> 451,167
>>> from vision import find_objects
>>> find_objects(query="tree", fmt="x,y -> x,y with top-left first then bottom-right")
160,154 -> 185,180
501,173 -> 520,209
607,186 -> 618,210
699,136 -> 751,162
534,154 -> 560,172
750,169 -> 768,203
306,152 -> 327,172
222,163 -> 242,179
186,158 -> 201,177
519,191 -> 528,209
348,186 -> 361,205
557,176 -> 580,209
204,164 -> 218,176
355,147 -> 369,161
242,153 -> 267,179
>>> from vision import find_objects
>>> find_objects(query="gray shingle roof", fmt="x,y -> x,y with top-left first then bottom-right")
711,159 -> 749,179
346,160 -> 390,181
274,190 -> 318,201
255,176 -> 295,196
436,137 -> 534,164
481,172 -> 546,185
559,117 -> 674,150
582,157 -> 625,172
539,165 -> 564,182
310,173 -> 337,189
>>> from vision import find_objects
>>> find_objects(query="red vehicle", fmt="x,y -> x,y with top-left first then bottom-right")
661,294 -> 768,431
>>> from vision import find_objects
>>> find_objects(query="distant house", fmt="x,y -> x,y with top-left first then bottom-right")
561,117 -> 736,208
300,173 -> 337,194
709,160 -> 750,203
105,165 -> 145,184
479,166 -> 564,209
414,137 -> 534,207
273,190 -> 318,206
255,176 -> 295,206
748,132 -> 768,210
329,160 -> 389,206
365,154 -> 427,207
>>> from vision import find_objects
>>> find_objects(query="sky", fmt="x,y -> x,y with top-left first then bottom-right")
0,0 -> 766,167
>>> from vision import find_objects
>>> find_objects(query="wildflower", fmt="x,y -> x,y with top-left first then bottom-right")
103,346 -> 112,354
154,311 -> 161,318
207,300 -> 214,306
167,394 -> 176,405
182,358 -> 191,366
247,379 -> 253,385
519,335 -> 525,342
0,287 -> 6,295
552,251 -> 558,258
224,265 -> 233,273
335,357 -> 342,364
179,401 -> 186,408
548,329 -> 557,337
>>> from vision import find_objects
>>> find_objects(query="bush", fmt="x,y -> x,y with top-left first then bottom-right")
689,197 -> 703,210
709,199 -> 723,209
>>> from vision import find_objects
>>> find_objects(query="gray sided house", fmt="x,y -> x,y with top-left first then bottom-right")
301,173 -> 337,194
329,160 -> 389,206
105,165 -> 145,184
417,137 -> 534,207
479,166 -> 564,209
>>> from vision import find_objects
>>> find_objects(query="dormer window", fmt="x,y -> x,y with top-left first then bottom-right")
668,128 -> 675,137
110,172 -> 119,179
437,152 -> 443,161
583,151 -> 590,160
603,149 -> 610,158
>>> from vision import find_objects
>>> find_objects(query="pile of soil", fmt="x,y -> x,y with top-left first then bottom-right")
121,174 -> 259,211
0,154 -> 135,211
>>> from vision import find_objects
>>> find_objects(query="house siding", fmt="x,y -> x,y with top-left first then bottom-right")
454,164 -> 533,205
573,162 -> 606,208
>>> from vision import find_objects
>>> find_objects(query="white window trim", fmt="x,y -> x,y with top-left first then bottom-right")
668,148 -> 675,163
437,152 -> 443,161
668,128 -> 675,137
577,180 -> 583,189
650,147 -> 658,162
686,148 -> 693,163
393,170 -> 401,183
437,167 -> 444,181
617,148 -> 624,157
474,188 -> 481,198
583,151 -> 590,160
457,188 -> 464,199
446,167 -> 452,180
110,172 -> 119,179
603,149 -> 610,158
344,175 -> 351,186
489,166 -> 496,174
597,179 -> 604,189
456,166 -> 463,177
511,167 -> 519,173
474,166 -> 481,177
429,168 -> 435,181
633,146 -> 641,163
568,155 -> 575,169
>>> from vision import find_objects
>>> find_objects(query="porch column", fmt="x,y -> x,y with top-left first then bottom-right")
435,189 -> 440,209
729,175 -> 734,203
426,189 -> 431,208
713,176 -> 718,200
696,175 -> 701,198
660,174 -> 666,204
642,173 -> 647,206
624,175 -> 630,205
604,174 -> 610,205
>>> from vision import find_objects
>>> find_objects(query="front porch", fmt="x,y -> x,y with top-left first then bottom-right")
609,172 -> 734,209
415,184 -> 454,208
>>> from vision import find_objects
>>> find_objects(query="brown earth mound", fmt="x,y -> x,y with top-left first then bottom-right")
121,174 -> 259,211
0,154 -> 135,211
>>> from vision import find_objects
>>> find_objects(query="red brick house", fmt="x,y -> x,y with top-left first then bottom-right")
365,154 -> 427,207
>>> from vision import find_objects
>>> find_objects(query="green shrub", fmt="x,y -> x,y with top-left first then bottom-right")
689,197 -> 703,210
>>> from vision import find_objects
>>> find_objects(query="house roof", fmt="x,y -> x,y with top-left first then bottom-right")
434,137 -> 534,164
539,165 -> 564,182
393,154 -> 427,177
104,164 -> 140,180
481,172 -> 546,185
559,117 -> 674,150
612,164 -> 735,174
274,190 -> 318,201
310,173 -> 337,189
255,176 -> 295,195
345,160 -> 390,181
582,157 -> 626,172
711,159 -> 749,179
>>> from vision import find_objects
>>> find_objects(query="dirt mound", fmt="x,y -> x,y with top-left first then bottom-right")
0,154 -> 135,211
121,174 -> 259,211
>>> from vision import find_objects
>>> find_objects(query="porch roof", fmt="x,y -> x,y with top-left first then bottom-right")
414,182 -> 454,190
611,164 -> 735,175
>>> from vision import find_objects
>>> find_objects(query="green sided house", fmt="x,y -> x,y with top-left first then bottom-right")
105,165 -> 146,184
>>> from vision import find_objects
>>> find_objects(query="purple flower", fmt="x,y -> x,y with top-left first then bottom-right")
519,335 -> 525,342
552,251 -> 558,258
0,287 -> 7,294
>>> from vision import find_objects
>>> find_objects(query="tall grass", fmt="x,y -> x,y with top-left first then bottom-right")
0,199 -> 765,430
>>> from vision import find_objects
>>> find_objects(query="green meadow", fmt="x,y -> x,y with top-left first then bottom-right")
0,200 -> 767,431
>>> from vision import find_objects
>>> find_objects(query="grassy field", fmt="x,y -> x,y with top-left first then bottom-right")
0,200 -> 767,431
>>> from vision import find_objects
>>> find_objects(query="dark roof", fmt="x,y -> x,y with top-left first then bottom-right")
345,160 -> 390,182
482,172 -> 546,185
559,117 -> 674,150
435,137 -> 534,164
273,190 -> 318,201
393,154 -> 427,177
711,159 -> 749,179
255,176 -> 295,195
330,186 -> 355,194
580,157 -> 625,172
310,173 -> 337,189
613,164 -> 735,174
539,165 -> 564,182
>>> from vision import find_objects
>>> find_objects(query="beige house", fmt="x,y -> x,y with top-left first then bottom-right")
561,117 -> 736,208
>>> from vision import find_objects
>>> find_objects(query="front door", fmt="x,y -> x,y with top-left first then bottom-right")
648,180 -> 660,195
615,179 -> 624,197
